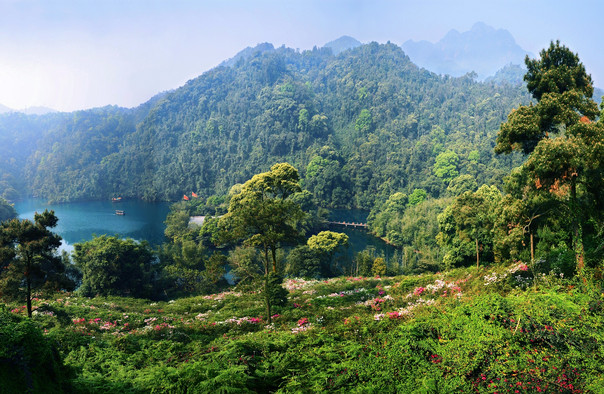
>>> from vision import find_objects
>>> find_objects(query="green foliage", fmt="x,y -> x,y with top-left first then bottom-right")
495,41 -> 604,270
3,264 -> 599,392
0,309 -> 71,393
433,150 -> 460,182
355,109 -> 373,133
220,163 -> 304,273
307,231 -> 349,255
371,257 -> 387,276
0,197 -> 17,222
438,185 -> 502,268
74,235 -> 156,298
408,188 -> 427,206
228,246 -> 264,285
0,210 -> 74,317
285,245 -> 322,279
446,174 -> 478,196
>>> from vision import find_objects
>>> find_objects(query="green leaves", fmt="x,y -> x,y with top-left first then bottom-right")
73,235 -> 155,298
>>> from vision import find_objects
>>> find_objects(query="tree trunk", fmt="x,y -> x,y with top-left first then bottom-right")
570,179 -> 585,273
530,230 -> 534,263
263,245 -> 269,275
271,246 -> 277,273
265,271 -> 271,325
26,276 -> 32,318
476,238 -> 480,268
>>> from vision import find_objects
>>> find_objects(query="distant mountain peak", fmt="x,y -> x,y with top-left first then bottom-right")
403,22 -> 530,79
219,42 -> 275,68
323,36 -> 362,55
20,106 -> 59,115
0,104 -> 58,115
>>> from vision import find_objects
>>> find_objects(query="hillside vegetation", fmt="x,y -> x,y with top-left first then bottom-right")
1,42 -> 528,205
2,264 -> 603,392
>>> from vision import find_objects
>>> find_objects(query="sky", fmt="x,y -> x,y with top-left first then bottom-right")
1,0 -> 602,112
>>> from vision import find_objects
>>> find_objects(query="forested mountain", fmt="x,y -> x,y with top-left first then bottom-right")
2,41 -> 532,206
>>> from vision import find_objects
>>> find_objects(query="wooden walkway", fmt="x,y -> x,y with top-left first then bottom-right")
325,221 -> 368,229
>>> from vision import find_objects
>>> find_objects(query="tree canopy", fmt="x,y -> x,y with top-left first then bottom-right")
0,210 -> 74,317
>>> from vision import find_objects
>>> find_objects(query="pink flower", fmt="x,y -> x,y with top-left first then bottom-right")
298,317 -> 309,326
413,287 -> 425,296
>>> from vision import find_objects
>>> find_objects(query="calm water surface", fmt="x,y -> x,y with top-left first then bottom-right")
14,199 -> 170,251
328,209 -> 398,261
12,200 -> 396,263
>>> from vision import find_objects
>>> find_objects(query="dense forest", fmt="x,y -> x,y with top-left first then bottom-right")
0,42 -> 530,207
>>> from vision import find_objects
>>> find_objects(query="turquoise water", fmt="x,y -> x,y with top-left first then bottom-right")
12,200 -> 397,263
14,199 -> 171,251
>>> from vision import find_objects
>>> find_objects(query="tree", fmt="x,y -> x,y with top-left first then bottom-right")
73,235 -> 156,298
495,41 -> 603,270
307,230 -> 349,276
285,245 -> 322,278
220,163 -> 304,323
495,41 -> 599,155
0,210 -> 75,317
408,189 -> 427,206
433,150 -> 459,183
228,246 -> 264,284
438,185 -> 502,268
159,239 -> 208,295
0,197 -> 17,222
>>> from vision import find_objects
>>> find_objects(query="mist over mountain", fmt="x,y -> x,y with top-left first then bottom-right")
323,36 -> 362,55
0,105 -> 58,115
485,63 -> 526,86
402,22 -> 530,79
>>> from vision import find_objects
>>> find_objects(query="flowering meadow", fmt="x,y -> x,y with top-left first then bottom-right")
2,262 -> 603,393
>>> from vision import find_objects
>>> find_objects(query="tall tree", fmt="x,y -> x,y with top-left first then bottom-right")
495,41 -> 604,270
220,163 -> 304,323
0,210 -> 74,317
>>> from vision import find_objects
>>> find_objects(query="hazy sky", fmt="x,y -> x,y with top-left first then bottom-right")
1,0 -> 602,112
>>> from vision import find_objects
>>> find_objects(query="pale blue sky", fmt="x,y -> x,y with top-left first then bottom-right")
1,0 -> 602,112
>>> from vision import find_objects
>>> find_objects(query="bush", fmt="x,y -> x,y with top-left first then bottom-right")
0,308 -> 71,393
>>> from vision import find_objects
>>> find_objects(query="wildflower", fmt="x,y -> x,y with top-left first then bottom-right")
413,287 -> 425,296
298,317 -> 309,326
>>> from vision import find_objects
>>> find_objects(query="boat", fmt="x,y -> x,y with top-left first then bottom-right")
112,197 -> 123,202
115,210 -> 125,216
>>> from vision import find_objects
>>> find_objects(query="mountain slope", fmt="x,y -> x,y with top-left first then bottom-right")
18,42 -> 529,206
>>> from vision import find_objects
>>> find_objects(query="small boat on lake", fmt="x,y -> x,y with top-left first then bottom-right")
112,197 -> 123,202
115,210 -> 125,216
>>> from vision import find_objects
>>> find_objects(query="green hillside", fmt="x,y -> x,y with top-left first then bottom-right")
1,42 -> 528,205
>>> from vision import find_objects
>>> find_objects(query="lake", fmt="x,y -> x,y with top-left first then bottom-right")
12,200 -> 398,263
14,198 -> 171,251
327,209 -> 399,262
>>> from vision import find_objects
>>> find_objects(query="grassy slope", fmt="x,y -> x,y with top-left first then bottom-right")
4,263 -> 603,393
